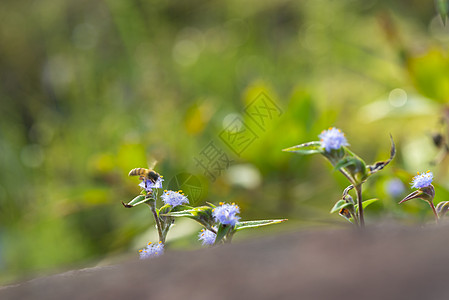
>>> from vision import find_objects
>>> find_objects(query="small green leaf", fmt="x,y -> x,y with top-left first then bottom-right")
161,210 -> 196,217
205,202 -> 216,208
399,190 -> 422,204
122,195 -> 149,208
172,205 -> 194,212
161,205 -> 215,229
362,198 -> 379,209
214,224 -> 232,244
160,205 -> 199,216
158,204 -> 172,215
330,200 -> 354,214
436,201 -> 449,218
234,219 -> 287,231
355,198 -> 379,211
332,154 -> 367,184
282,141 -> 323,155
399,185 -> 435,204
334,157 -> 363,172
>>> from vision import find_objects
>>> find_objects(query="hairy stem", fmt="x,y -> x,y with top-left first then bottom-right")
351,210 -> 360,227
355,184 -> 364,229
226,230 -> 235,244
429,201 -> 439,224
339,169 -> 356,186
148,201 -> 165,244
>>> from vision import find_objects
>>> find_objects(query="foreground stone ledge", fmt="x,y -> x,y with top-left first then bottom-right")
1,224 -> 449,300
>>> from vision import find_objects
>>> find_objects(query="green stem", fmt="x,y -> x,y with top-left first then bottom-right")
351,210 -> 360,227
339,169 -> 356,186
147,201 -> 165,244
355,184 -> 365,229
226,230 -> 235,244
429,201 -> 439,224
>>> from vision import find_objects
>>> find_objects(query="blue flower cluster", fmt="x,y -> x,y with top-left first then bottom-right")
161,190 -> 189,208
198,228 -> 216,246
212,202 -> 240,226
319,127 -> 349,152
411,171 -> 433,189
139,241 -> 164,259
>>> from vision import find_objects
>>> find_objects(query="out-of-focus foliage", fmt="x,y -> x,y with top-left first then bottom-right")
436,0 -> 449,25
0,0 -> 448,283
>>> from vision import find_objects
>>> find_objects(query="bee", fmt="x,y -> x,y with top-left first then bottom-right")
128,167 -> 160,183
129,161 -> 162,193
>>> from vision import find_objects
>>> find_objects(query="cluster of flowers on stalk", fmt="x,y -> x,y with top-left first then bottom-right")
399,171 -> 449,223
123,169 -> 287,259
283,127 -> 396,228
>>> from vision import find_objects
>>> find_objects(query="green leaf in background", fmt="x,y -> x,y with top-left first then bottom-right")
436,0 -> 449,25
282,141 -> 323,155
407,49 -> 449,103
121,195 -> 148,208
330,200 -> 354,214
3,0 -> 447,284
234,219 -> 288,231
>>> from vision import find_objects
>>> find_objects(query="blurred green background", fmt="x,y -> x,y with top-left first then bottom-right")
1,0 -> 449,284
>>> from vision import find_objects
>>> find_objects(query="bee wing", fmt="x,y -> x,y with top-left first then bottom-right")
148,160 -> 158,170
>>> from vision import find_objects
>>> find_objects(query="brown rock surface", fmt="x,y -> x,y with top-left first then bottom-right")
1,225 -> 449,300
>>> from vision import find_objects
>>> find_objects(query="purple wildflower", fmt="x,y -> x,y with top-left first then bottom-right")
198,228 -> 217,246
139,242 -> 164,259
319,127 -> 349,152
161,190 -> 189,208
213,202 -> 240,226
139,176 -> 164,193
411,171 -> 433,189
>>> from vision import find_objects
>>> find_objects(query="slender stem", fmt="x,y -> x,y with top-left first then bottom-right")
339,169 -> 356,186
351,211 -> 360,227
339,171 -> 360,228
355,184 -> 365,229
147,201 -> 165,244
429,202 -> 439,224
225,230 -> 235,244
